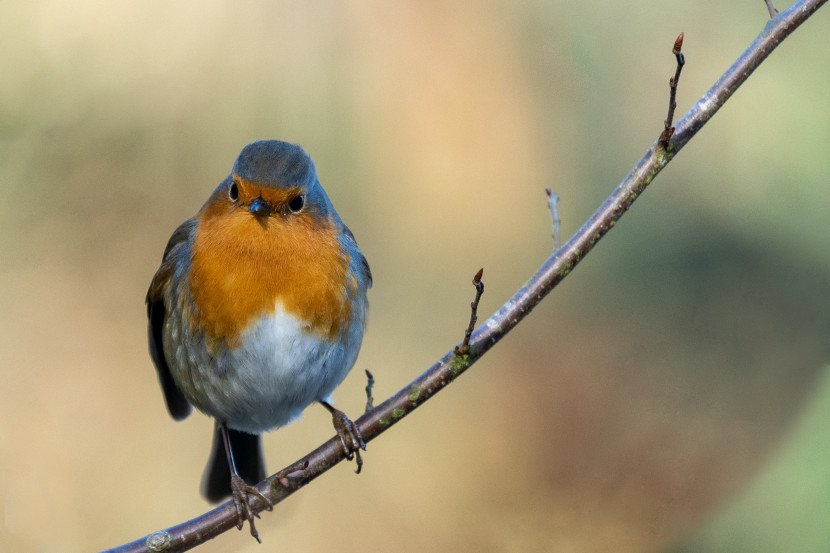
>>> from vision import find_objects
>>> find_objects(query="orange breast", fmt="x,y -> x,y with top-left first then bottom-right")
188,203 -> 352,349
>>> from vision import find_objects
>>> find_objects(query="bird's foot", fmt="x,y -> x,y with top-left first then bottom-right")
322,402 -> 367,474
230,474 -> 273,543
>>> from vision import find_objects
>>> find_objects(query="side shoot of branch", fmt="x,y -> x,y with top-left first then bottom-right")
659,32 -> 686,148
455,268 -> 485,357
546,188 -> 561,249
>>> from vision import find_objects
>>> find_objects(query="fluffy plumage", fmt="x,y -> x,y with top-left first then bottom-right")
146,140 -> 371,502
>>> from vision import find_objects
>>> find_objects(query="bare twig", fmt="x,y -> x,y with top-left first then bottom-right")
102,1 -> 828,551
454,268 -> 485,356
274,458 -> 309,489
364,369 -> 375,413
659,32 -> 686,148
765,0 -> 780,17
546,188 -> 561,249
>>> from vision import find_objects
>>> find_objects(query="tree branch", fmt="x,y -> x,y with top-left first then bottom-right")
102,1 -> 827,551
454,268 -> 485,356
659,32 -> 686,148
546,188 -> 561,249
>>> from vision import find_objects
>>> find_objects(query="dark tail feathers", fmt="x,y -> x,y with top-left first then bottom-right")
200,425 -> 266,503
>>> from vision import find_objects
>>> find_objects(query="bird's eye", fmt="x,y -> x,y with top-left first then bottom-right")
287,194 -> 305,213
229,182 -> 239,201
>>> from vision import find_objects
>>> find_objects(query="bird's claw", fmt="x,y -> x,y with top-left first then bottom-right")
230,474 -> 273,543
329,407 -> 367,474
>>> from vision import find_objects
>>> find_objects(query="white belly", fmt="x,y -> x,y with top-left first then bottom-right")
175,306 -> 362,434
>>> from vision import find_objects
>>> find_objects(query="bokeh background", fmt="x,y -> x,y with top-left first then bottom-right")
2,1 -> 829,552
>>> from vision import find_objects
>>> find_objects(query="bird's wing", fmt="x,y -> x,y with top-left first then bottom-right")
341,223 -> 372,288
145,219 -> 198,421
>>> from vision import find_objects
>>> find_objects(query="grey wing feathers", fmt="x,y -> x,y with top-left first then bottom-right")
145,219 -> 197,421
341,223 -> 372,288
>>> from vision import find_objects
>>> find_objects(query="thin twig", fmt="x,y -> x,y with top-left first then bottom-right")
765,0 -> 779,18
454,268 -> 485,356
659,32 -> 686,148
101,1 -> 828,551
274,458 -> 310,489
364,369 -> 375,413
545,188 -> 561,249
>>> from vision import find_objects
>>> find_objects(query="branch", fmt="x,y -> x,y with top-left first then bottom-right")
454,268 -> 485,356
546,188 -> 561,249
363,369 -> 375,412
103,1 -> 827,551
659,32 -> 686,148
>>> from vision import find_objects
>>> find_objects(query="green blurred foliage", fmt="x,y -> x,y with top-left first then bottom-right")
0,2 -> 828,552
674,365 -> 830,553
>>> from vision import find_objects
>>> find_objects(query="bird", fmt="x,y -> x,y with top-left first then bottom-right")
145,140 -> 371,541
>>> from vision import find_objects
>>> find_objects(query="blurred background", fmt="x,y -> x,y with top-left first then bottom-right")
1,1 -> 829,552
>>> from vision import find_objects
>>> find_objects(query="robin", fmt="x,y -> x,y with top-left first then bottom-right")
146,140 -> 371,541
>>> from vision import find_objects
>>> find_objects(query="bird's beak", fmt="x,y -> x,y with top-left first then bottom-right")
249,196 -> 270,217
